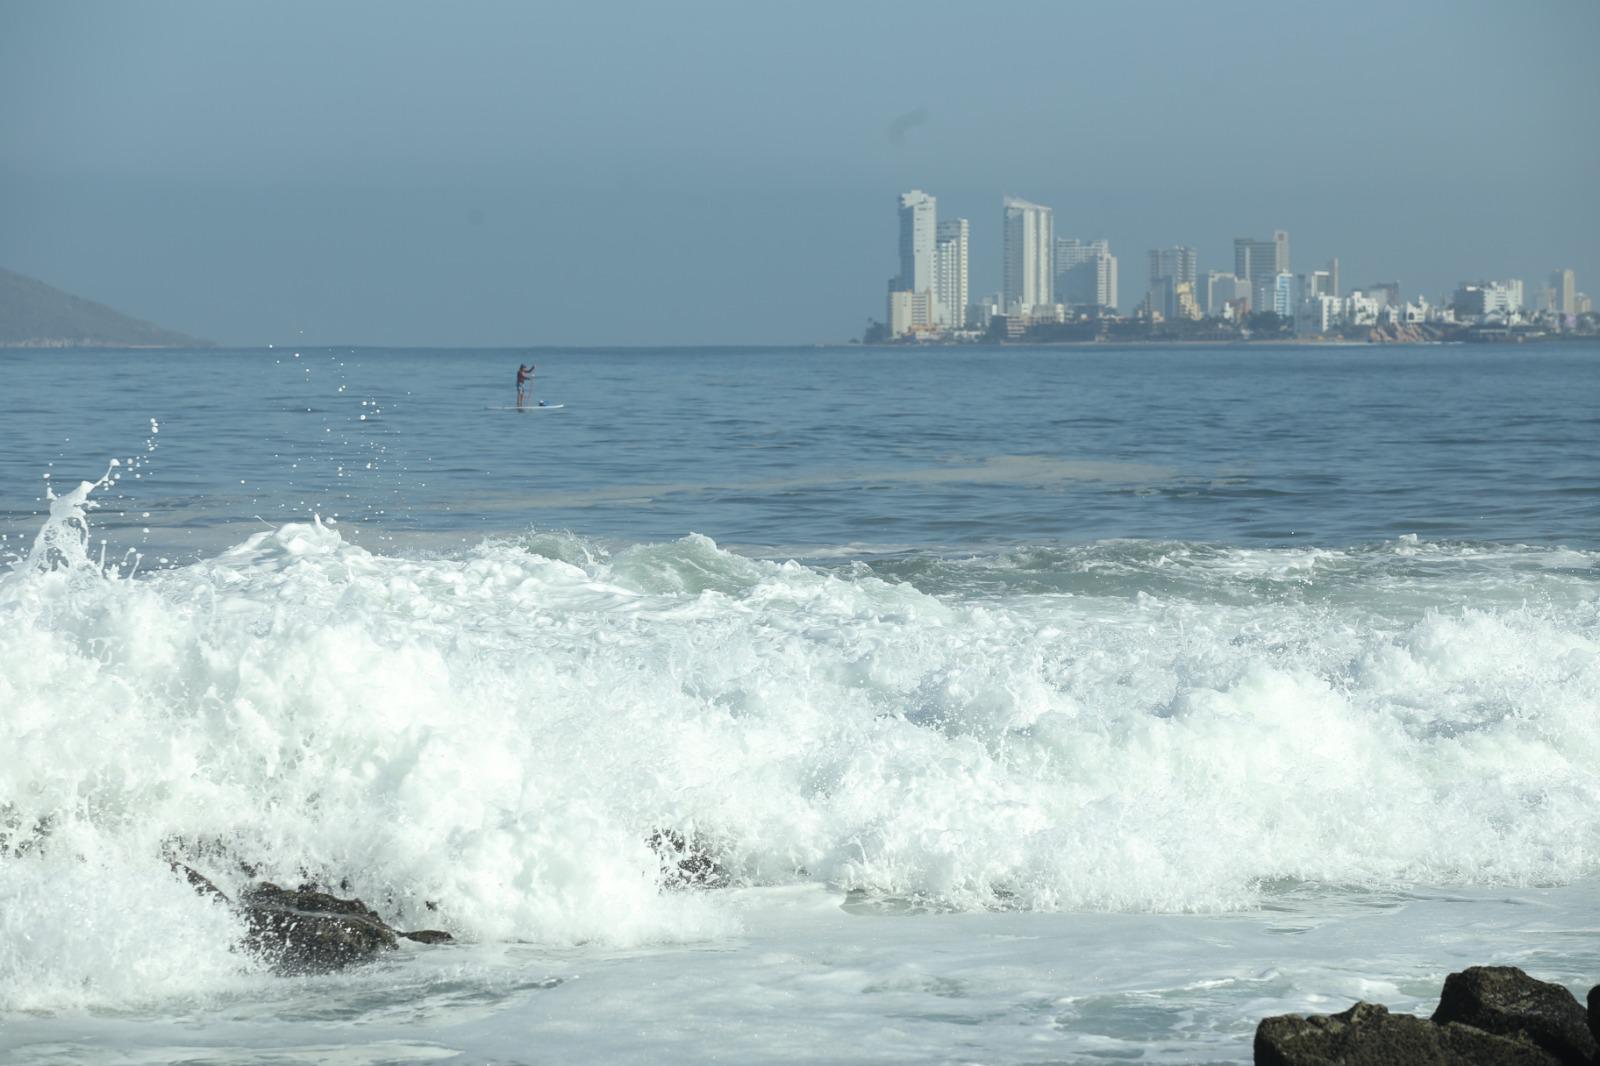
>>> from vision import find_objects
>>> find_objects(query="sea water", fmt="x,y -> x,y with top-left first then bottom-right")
0,344 -> 1596,1064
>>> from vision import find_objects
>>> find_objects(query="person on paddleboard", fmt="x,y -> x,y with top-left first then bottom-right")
516,363 -> 535,406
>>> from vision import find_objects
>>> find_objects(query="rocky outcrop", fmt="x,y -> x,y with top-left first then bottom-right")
647,829 -> 728,888
1256,967 -> 1597,1066
172,862 -> 452,974
1256,1001 -> 1560,1065
239,882 -> 402,974
1430,967 -> 1597,1066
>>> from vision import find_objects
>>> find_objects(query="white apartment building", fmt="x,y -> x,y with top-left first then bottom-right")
888,189 -> 941,336
936,218 -> 969,329
1297,294 -> 1343,334
1003,196 -> 1053,313
1272,272 -> 1294,319
888,289 -> 937,337
896,190 -> 938,296
1451,279 -> 1524,320
1400,297 -> 1430,324
1347,291 -> 1381,326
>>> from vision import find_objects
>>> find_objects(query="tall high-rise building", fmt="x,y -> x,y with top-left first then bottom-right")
1327,256 -> 1340,299
1003,196 -> 1053,313
888,189 -> 940,335
1235,230 -> 1290,313
1055,237 -> 1118,313
1148,246 -> 1197,287
895,190 -> 938,297
936,219 -> 969,329
1272,272 -> 1294,319
1551,268 -> 1577,315
1148,245 -> 1197,320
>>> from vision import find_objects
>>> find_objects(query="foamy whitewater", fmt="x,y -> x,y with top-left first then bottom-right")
2,345 -> 1597,1063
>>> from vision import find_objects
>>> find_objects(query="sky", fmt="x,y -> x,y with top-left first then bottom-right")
1,0 -> 1596,346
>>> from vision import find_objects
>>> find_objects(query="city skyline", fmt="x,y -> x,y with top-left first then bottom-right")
879,186 -> 1590,340
2,0 -> 1595,346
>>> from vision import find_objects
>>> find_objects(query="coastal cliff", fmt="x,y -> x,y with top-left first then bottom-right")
0,267 -> 212,348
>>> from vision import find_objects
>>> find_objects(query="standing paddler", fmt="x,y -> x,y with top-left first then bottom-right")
516,362 -> 535,407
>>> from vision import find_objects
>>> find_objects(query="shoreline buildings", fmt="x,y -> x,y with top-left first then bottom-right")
886,189 -> 970,337
877,188 -> 1591,340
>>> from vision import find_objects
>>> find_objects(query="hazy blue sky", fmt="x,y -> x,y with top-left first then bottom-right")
2,0 -> 1596,345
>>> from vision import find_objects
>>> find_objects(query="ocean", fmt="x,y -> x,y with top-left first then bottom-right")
1,343 -> 1596,1064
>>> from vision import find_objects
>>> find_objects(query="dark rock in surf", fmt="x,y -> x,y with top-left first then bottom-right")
647,829 -> 728,889
1589,985 -> 1599,1051
239,882 -> 400,974
169,863 -> 452,973
1430,966 -> 1597,1066
1254,1001 -> 1560,1065
170,860 -> 230,902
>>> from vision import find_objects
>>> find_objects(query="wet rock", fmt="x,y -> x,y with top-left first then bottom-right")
170,860 -> 229,902
1589,985 -> 1599,1052
239,882 -> 399,974
1255,1001 -> 1560,1065
1,808 -> 55,857
1431,966 -> 1597,1066
170,864 -> 452,974
648,829 -> 727,888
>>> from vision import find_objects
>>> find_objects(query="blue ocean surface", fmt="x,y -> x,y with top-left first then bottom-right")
0,343 -> 1596,1064
3,344 -> 1598,558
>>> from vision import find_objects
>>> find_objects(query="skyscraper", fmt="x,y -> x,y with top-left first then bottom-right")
1235,230 -> 1290,316
1551,268 -> 1577,315
1055,238 -> 1118,313
895,190 -> 938,297
1003,196 -> 1053,313
888,189 -> 939,335
1272,272 -> 1294,319
1148,246 -> 1197,287
936,219 -> 969,329
1148,245 -> 1198,320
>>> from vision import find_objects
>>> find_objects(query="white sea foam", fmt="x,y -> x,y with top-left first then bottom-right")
1,481 -> 1597,1011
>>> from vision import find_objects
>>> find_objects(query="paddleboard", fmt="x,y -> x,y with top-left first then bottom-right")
487,404 -> 564,411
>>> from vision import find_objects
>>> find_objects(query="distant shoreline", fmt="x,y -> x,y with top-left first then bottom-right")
0,341 -> 217,350
858,333 -> 1599,350
3,336 -> 1597,353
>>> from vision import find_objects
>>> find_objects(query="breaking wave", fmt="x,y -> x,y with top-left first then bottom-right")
2,474 -> 1597,1007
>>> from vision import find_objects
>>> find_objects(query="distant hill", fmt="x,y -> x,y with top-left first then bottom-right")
0,267 -> 213,348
